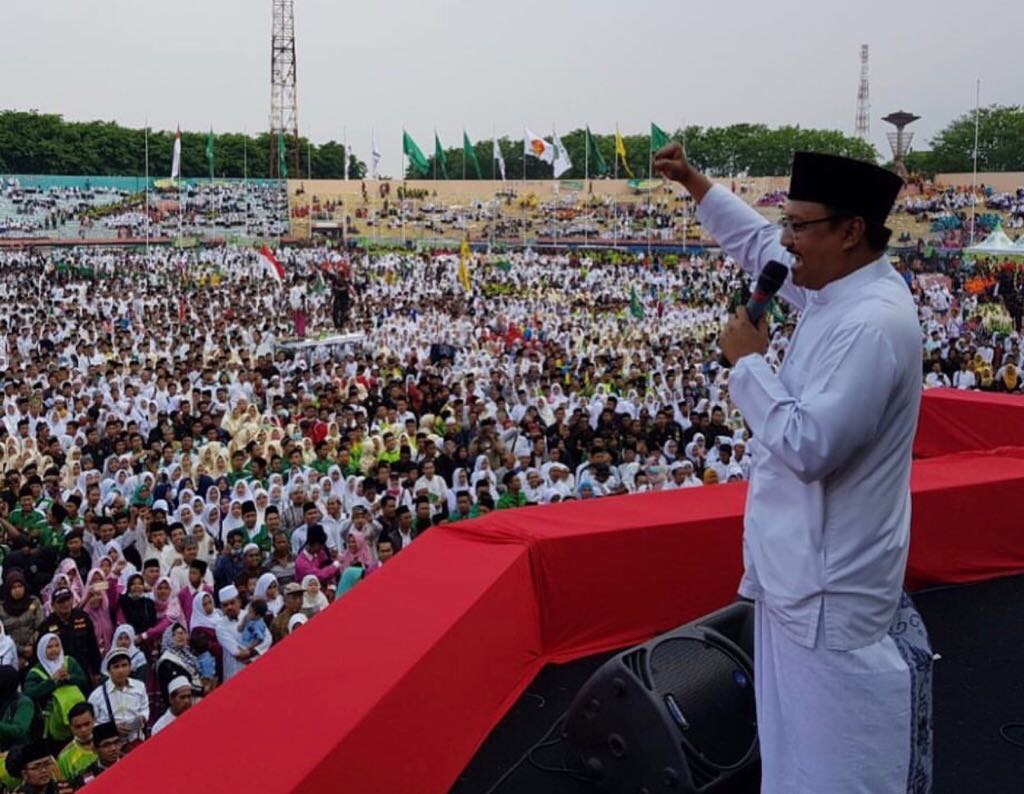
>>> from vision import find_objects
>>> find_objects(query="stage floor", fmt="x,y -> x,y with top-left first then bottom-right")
454,574 -> 1024,794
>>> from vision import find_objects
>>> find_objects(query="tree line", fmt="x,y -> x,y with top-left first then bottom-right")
0,111 -> 366,179
3,107 -> 1022,181
904,106 -> 1024,177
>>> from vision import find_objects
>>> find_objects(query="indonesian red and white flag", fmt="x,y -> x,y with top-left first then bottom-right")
260,245 -> 285,283
171,127 -> 182,180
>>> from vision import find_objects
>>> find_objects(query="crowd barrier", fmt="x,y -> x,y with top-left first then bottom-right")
91,437 -> 1024,793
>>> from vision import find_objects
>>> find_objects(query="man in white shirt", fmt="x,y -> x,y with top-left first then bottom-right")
656,144 -> 932,793
414,460 -> 449,518
88,649 -> 150,744
151,676 -> 194,735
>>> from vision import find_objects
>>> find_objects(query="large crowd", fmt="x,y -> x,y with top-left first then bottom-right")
0,181 -> 1021,787
0,180 -> 288,242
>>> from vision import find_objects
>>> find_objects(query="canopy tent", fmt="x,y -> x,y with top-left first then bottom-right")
964,226 -> 1024,257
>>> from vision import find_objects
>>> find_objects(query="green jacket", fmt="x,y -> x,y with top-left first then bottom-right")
0,694 -> 35,749
497,492 -> 528,510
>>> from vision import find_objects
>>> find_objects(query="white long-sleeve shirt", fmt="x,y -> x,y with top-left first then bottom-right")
697,185 -> 922,651
89,679 -> 150,742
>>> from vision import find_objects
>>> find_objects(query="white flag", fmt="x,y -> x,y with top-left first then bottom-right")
371,130 -> 382,178
493,135 -> 506,181
552,130 -> 572,178
524,128 -> 554,164
171,127 -> 182,180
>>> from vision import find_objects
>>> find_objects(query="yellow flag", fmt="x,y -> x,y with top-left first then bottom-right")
458,239 -> 471,292
615,130 -> 634,178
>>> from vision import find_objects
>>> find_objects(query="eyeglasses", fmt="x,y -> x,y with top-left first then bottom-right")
775,215 -> 846,233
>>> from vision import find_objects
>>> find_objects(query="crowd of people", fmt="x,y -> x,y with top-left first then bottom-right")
0,184 -> 1020,786
0,180 -> 288,242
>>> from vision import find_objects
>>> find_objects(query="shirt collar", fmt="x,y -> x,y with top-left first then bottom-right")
810,255 -> 893,305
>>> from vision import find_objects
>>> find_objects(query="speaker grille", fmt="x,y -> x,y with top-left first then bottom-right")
648,637 -> 756,769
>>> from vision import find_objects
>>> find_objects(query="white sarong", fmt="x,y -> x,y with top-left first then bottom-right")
755,594 -> 933,793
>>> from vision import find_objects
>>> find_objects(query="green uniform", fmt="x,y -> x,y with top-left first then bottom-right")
57,738 -> 97,781
447,505 -> 483,522
497,492 -> 528,510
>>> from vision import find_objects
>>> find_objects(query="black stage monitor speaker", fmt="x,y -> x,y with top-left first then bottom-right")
563,601 -> 758,793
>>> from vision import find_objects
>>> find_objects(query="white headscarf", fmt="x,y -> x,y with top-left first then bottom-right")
35,632 -> 65,678
254,573 -> 284,616
189,591 -> 220,632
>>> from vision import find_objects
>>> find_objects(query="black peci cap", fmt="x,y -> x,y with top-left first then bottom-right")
788,151 -> 903,224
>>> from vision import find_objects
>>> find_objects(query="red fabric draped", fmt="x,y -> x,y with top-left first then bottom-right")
90,430 -> 1024,794
915,389 -> 1024,458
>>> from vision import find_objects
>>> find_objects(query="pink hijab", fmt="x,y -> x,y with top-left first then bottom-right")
81,568 -> 115,655
340,530 -> 379,573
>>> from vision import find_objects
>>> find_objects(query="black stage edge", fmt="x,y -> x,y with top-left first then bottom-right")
452,574 -> 1024,794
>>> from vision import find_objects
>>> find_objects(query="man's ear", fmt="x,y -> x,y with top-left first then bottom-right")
841,216 -> 867,252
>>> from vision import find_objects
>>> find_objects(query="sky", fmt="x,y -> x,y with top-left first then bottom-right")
3,0 -> 1021,177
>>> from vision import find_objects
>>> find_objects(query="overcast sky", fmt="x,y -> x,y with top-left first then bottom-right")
3,0 -> 1021,176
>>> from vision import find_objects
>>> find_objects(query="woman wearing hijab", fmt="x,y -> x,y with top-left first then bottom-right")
151,576 -> 183,639
253,573 -> 284,617
80,569 -> 115,657
300,575 -> 330,617
116,573 -> 158,641
287,613 -> 308,634
23,633 -> 89,744
104,625 -> 148,684
0,571 -> 42,669
155,623 -> 204,698
339,530 -> 379,575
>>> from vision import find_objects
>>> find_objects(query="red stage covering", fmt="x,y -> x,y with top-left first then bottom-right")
915,389 -> 1024,458
91,432 -> 1024,793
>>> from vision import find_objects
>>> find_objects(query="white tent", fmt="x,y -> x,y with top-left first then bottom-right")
964,226 -> 1023,257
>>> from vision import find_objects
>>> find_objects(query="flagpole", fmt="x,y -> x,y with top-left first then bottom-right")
343,127 -> 349,181
521,126 -> 527,248
402,130 -> 407,246
243,130 -> 249,240
583,128 -> 589,248
613,124 -> 619,250
970,78 -> 981,247
307,139 -> 312,182
647,128 -> 653,260
491,123 -> 496,181
144,119 -> 150,255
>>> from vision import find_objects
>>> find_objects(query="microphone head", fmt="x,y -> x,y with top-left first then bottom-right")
756,260 -> 789,295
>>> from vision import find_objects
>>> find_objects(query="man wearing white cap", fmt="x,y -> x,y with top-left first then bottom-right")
152,676 -> 194,735
215,585 -> 257,681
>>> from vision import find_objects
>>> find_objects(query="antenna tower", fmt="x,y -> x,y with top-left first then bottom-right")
855,45 -> 870,141
269,0 -> 301,179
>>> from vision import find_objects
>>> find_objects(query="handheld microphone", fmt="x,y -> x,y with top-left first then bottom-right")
745,260 -> 790,325
719,260 -> 789,366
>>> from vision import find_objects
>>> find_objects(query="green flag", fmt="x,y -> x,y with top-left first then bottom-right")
494,260 -> 512,273
651,122 -> 671,153
205,129 -> 215,180
630,285 -> 645,320
586,126 -> 608,177
277,133 -> 288,179
434,132 -> 449,179
403,131 -> 429,176
463,131 -> 482,179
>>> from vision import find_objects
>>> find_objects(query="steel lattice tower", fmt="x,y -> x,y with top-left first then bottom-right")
269,0 -> 300,179
855,45 -> 870,141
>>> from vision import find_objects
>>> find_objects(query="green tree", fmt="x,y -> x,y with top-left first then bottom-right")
0,111 -> 366,178
923,105 -> 1024,174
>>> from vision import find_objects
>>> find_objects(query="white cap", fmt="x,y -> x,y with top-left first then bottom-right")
167,676 -> 191,695
218,584 -> 239,603
152,500 -> 169,512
